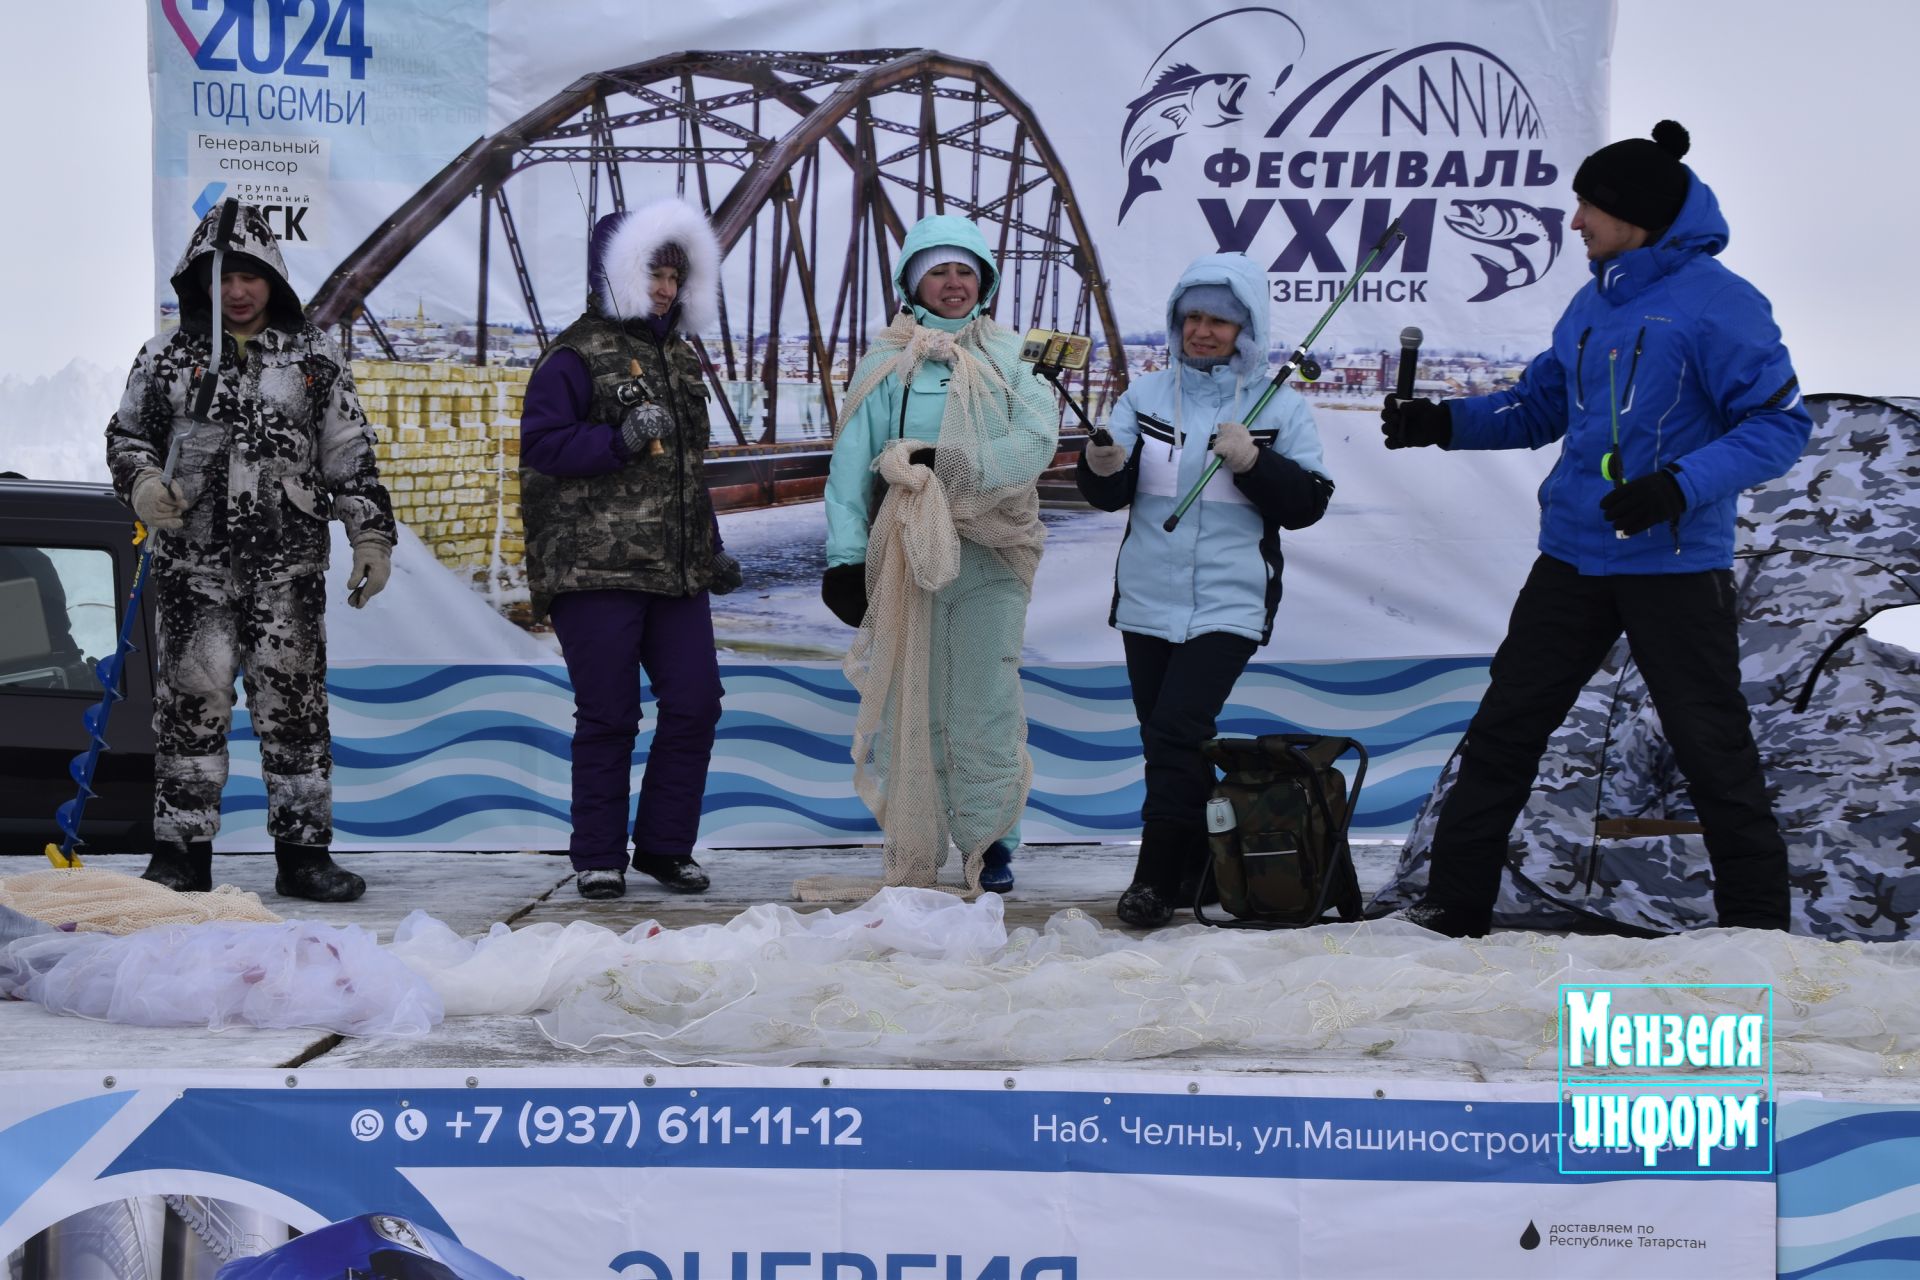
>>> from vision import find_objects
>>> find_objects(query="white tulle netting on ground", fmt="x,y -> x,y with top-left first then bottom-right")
390,889 -> 1920,1075
7,882 -> 1920,1075
0,920 -> 442,1036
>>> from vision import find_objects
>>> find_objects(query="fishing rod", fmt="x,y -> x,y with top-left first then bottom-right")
1163,217 -> 1406,533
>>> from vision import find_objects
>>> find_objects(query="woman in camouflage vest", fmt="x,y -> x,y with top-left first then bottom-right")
520,199 -> 741,901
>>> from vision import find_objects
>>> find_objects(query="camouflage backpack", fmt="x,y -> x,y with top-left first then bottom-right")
1196,734 -> 1367,928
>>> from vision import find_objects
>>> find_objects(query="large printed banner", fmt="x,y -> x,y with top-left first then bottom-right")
1,1069 -> 1772,1278
138,1 -> 1617,843
144,0 -> 1613,665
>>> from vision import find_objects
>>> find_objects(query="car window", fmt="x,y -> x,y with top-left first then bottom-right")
0,544 -> 115,694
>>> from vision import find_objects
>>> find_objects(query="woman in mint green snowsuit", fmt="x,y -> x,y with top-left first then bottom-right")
821,215 -> 1058,892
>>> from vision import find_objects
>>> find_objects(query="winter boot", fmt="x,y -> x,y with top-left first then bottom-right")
1115,820 -> 1190,928
273,840 -> 367,903
576,868 -> 627,900
1116,883 -> 1178,928
633,853 -> 710,894
978,840 -> 1016,894
1396,898 -> 1491,939
141,839 -> 213,893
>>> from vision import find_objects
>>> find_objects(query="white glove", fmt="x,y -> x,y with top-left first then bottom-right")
1084,439 -> 1129,477
346,535 -> 392,608
1212,421 -> 1260,475
131,469 -> 189,531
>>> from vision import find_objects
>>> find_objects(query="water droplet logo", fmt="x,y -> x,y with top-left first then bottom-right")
1519,1220 -> 1541,1250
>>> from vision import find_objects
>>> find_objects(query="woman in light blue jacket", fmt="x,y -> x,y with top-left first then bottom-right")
1077,252 -> 1333,926
823,215 -> 1058,894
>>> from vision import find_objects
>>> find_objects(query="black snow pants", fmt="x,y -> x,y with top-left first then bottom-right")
1424,554 -> 1790,929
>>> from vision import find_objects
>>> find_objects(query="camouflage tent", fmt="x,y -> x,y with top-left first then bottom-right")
1372,395 -> 1920,939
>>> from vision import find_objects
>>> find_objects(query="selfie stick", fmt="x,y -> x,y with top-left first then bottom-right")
1032,353 -> 1112,447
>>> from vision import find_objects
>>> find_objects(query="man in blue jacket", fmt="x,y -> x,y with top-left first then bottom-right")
1381,121 -> 1811,938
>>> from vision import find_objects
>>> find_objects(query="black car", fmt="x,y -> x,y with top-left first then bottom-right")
0,473 -> 156,854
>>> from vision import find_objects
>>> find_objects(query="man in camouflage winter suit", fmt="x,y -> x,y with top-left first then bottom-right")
106,198 -> 394,901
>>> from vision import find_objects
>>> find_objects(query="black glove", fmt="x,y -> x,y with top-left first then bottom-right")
821,563 -> 867,628
908,446 -> 936,468
1600,466 -> 1688,536
1381,396 -> 1452,449
709,551 -> 743,596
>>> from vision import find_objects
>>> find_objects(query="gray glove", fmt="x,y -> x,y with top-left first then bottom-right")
347,534 -> 392,608
1083,440 -> 1129,477
131,469 -> 189,531
710,551 -> 743,596
1211,421 -> 1259,475
620,403 -> 673,455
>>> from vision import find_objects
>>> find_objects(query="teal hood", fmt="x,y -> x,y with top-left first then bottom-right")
894,214 -> 999,321
1164,252 -> 1270,379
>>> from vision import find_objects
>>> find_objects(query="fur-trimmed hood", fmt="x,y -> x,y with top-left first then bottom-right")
169,198 -> 304,334
587,199 -> 722,334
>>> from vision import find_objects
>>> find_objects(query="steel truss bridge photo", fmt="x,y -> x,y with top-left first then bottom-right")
309,49 -> 1125,506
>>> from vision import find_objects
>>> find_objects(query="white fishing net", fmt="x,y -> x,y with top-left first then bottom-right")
828,313 -> 1057,897
0,918 -> 440,1035
479,891 -> 1920,1075
0,867 -> 279,933
8,883 -> 1915,1075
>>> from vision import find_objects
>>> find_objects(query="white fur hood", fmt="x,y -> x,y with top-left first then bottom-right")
589,199 -> 722,334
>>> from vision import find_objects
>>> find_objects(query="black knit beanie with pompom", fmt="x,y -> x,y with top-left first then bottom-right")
1573,120 -> 1692,233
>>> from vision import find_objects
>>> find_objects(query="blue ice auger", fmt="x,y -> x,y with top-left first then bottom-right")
43,435 -> 186,869
45,220 -> 233,868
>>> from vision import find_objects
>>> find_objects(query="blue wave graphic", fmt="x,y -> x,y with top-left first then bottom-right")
1780,1111 -> 1920,1174
1779,1143 -> 1920,1219
1780,1208 -> 1920,1279
218,662 -> 1474,844
1235,658 -> 1489,697
328,664 -> 572,703
1780,1236 -> 1920,1280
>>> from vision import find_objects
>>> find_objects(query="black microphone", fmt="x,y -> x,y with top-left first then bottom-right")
1395,325 -> 1423,402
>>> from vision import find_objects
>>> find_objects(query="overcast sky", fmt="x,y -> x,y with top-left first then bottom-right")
1,1 -> 1913,396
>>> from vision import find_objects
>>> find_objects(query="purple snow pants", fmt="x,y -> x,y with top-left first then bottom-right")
548,589 -> 723,872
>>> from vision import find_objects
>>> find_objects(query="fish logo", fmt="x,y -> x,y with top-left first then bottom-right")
1118,9 -> 1304,223
1120,67 -> 1250,221
1445,198 -> 1565,301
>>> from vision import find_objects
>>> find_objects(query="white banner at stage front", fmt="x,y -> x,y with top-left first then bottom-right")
143,1 -> 1616,663
0,1068 -> 1768,1278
